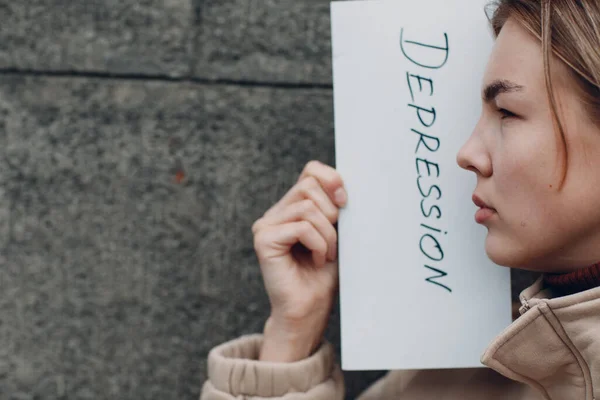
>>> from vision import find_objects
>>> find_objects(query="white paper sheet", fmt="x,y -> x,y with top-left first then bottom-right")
331,0 -> 512,370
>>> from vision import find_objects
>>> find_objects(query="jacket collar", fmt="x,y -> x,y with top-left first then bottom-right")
481,276 -> 600,400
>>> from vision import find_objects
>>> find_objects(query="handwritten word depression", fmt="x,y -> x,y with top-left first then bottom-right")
400,28 -> 452,293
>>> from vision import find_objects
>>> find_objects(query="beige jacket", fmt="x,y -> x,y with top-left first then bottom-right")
201,277 -> 600,399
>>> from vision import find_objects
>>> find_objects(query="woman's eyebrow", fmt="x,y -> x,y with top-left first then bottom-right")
482,79 -> 524,103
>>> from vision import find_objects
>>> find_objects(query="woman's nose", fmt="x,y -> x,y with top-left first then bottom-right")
456,131 -> 492,177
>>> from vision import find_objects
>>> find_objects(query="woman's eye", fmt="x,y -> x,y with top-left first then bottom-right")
498,108 -> 517,119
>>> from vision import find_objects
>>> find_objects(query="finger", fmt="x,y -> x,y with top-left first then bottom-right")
298,160 -> 347,207
254,199 -> 338,260
254,221 -> 327,268
265,176 -> 340,224
298,160 -> 346,203
266,160 -> 346,216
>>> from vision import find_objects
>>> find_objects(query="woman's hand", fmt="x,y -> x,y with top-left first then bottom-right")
252,160 -> 347,362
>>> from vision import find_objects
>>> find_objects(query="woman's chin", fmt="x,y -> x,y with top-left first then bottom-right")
484,232 -> 531,269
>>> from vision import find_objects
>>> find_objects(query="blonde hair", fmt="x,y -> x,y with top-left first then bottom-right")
489,0 -> 600,187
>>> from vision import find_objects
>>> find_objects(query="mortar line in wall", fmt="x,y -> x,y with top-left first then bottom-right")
190,0 -> 205,79
0,68 -> 333,90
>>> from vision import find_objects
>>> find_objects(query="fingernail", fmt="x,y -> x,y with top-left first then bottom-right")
334,188 -> 347,206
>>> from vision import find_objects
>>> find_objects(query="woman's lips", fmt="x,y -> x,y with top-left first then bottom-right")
475,207 -> 496,223
472,194 -> 496,224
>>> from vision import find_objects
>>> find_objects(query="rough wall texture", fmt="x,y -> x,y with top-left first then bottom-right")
0,1 -> 538,399
0,0 -> 194,77
195,0 -> 333,84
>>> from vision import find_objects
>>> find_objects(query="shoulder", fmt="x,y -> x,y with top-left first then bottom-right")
358,368 -> 541,400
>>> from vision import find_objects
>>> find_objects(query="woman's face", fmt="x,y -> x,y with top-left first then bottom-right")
457,18 -> 600,272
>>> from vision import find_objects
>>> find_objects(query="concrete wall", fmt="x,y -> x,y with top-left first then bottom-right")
0,1 -> 538,399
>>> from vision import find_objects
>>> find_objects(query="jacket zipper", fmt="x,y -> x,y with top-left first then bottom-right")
518,298 -> 531,315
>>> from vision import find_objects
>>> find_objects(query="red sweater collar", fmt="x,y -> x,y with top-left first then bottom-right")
544,263 -> 600,296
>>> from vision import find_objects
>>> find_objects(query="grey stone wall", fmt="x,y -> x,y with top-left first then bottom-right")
0,1 -> 538,399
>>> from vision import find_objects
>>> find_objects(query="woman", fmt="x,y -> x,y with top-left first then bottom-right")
202,0 -> 600,398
